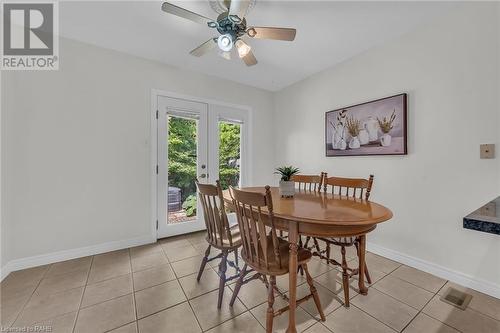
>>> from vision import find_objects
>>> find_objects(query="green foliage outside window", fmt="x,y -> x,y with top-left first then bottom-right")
168,117 -> 240,217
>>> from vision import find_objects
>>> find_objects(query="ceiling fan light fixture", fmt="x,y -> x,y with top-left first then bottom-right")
217,34 -> 233,52
235,39 -> 251,58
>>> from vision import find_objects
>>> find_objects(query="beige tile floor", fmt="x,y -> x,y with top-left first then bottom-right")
1,231 -> 499,333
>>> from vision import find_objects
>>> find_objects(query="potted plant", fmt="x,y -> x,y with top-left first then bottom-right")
346,116 -> 361,149
274,166 -> 300,197
377,110 -> 396,147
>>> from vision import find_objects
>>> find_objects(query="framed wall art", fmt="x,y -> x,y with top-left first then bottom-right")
325,93 -> 408,156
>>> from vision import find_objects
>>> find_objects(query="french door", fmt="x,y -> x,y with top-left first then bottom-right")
156,95 -> 247,239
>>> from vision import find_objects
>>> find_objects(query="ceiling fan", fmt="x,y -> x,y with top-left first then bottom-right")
161,0 -> 296,66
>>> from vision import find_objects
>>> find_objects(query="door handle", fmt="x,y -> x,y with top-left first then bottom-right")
200,174 -> 207,178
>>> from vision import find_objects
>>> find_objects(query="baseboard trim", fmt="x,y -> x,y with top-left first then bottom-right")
367,241 -> 500,299
0,234 -> 156,282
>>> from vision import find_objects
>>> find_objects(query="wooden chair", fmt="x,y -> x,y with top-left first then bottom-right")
196,180 -> 242,308
228,186 -> 325,333
306,174 -> 374,307
291,173 -> 325,192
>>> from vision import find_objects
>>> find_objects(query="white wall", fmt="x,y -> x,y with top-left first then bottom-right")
1,37 -> 274,267
274,3 -> 500,291
0,71 -> 6,272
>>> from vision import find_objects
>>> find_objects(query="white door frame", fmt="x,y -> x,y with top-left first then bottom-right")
150,89 -> 252,240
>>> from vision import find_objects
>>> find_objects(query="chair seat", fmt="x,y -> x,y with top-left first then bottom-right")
242,235 -> 312,275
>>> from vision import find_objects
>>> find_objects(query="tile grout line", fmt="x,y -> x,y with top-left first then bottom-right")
398,282 -> 466,333
71,255 -> 94,333
338,269 -> 401,333
378,268 -> 446,294
128,248 -> 139,330
162,240 -> 204,333
8,264 -> 52,328
368,278 -> 441,313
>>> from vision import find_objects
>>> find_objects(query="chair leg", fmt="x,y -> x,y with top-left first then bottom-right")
304,236 -> 311,249
234,248 -> 239,268
340,245 -> 350,307
303,264 -> 326,321
355,241 -> 371,284
313,238 -> 322,254
197,245 -> 211,282
230,264 -> 247,306
217,251 -> 228,309
266,275 -> 276,333
326,243 -> 331,264
364,264 -> 372,284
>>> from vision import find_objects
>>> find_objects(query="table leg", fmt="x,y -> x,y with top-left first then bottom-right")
358,234 -> 368,295
286,222 -> 298,333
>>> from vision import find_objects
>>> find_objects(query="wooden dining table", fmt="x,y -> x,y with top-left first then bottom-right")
223,186 -> 393,333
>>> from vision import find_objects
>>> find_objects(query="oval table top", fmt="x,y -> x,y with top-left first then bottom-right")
222,186 -> 393,226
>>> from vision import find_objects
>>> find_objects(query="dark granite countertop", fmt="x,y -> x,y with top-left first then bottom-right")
463,196 -> 500,235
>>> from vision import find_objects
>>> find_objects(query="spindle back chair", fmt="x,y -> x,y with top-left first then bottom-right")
307,174 -> 375,307
196,180 -> 242,308
228,186 -> 325,333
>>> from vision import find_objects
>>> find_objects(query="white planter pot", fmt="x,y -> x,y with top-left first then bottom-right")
380,133 -> 392,147
279,180 -> 295,198
349,136 -> 361,149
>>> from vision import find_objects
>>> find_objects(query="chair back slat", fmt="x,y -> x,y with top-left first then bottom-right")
196,180 -> 232,247
230,186 -> 282,271
323,173 -> 375,200
291,173 -> 325,192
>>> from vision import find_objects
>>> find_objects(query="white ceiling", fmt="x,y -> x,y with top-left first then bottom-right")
59,1 -> 456,91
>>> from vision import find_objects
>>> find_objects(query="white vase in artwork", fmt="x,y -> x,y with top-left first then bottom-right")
332,124 -> 345,149
358,129 -> 369,145
363,117 -> 379,142
279,180 -> 295,198
339,138 -> 347,150
380,133 -> 392,147
349,137 -> 361,149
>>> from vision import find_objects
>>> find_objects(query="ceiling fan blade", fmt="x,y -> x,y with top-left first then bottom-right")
161,2 -> 214,25
190,39 -> 217,57
242,50 -> 257,66
247,27 -> 296,41
229,0 -> 252,21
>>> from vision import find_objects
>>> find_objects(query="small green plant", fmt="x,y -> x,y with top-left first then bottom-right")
346,115 -> 361,137
377,110 -> 397,134
182,194 -> 197,217
274,166 -> 300,181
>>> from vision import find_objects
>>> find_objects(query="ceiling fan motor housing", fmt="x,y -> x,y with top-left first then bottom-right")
216,13 -> 247,40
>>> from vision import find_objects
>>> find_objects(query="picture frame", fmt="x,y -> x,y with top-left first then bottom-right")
325,93 -> 408,156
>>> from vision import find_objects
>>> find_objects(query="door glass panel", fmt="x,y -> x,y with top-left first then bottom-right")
218,121 -> 241,190
167,115 -> 198,224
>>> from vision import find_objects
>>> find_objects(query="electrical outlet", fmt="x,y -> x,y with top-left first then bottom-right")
480,144 -> 495,159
